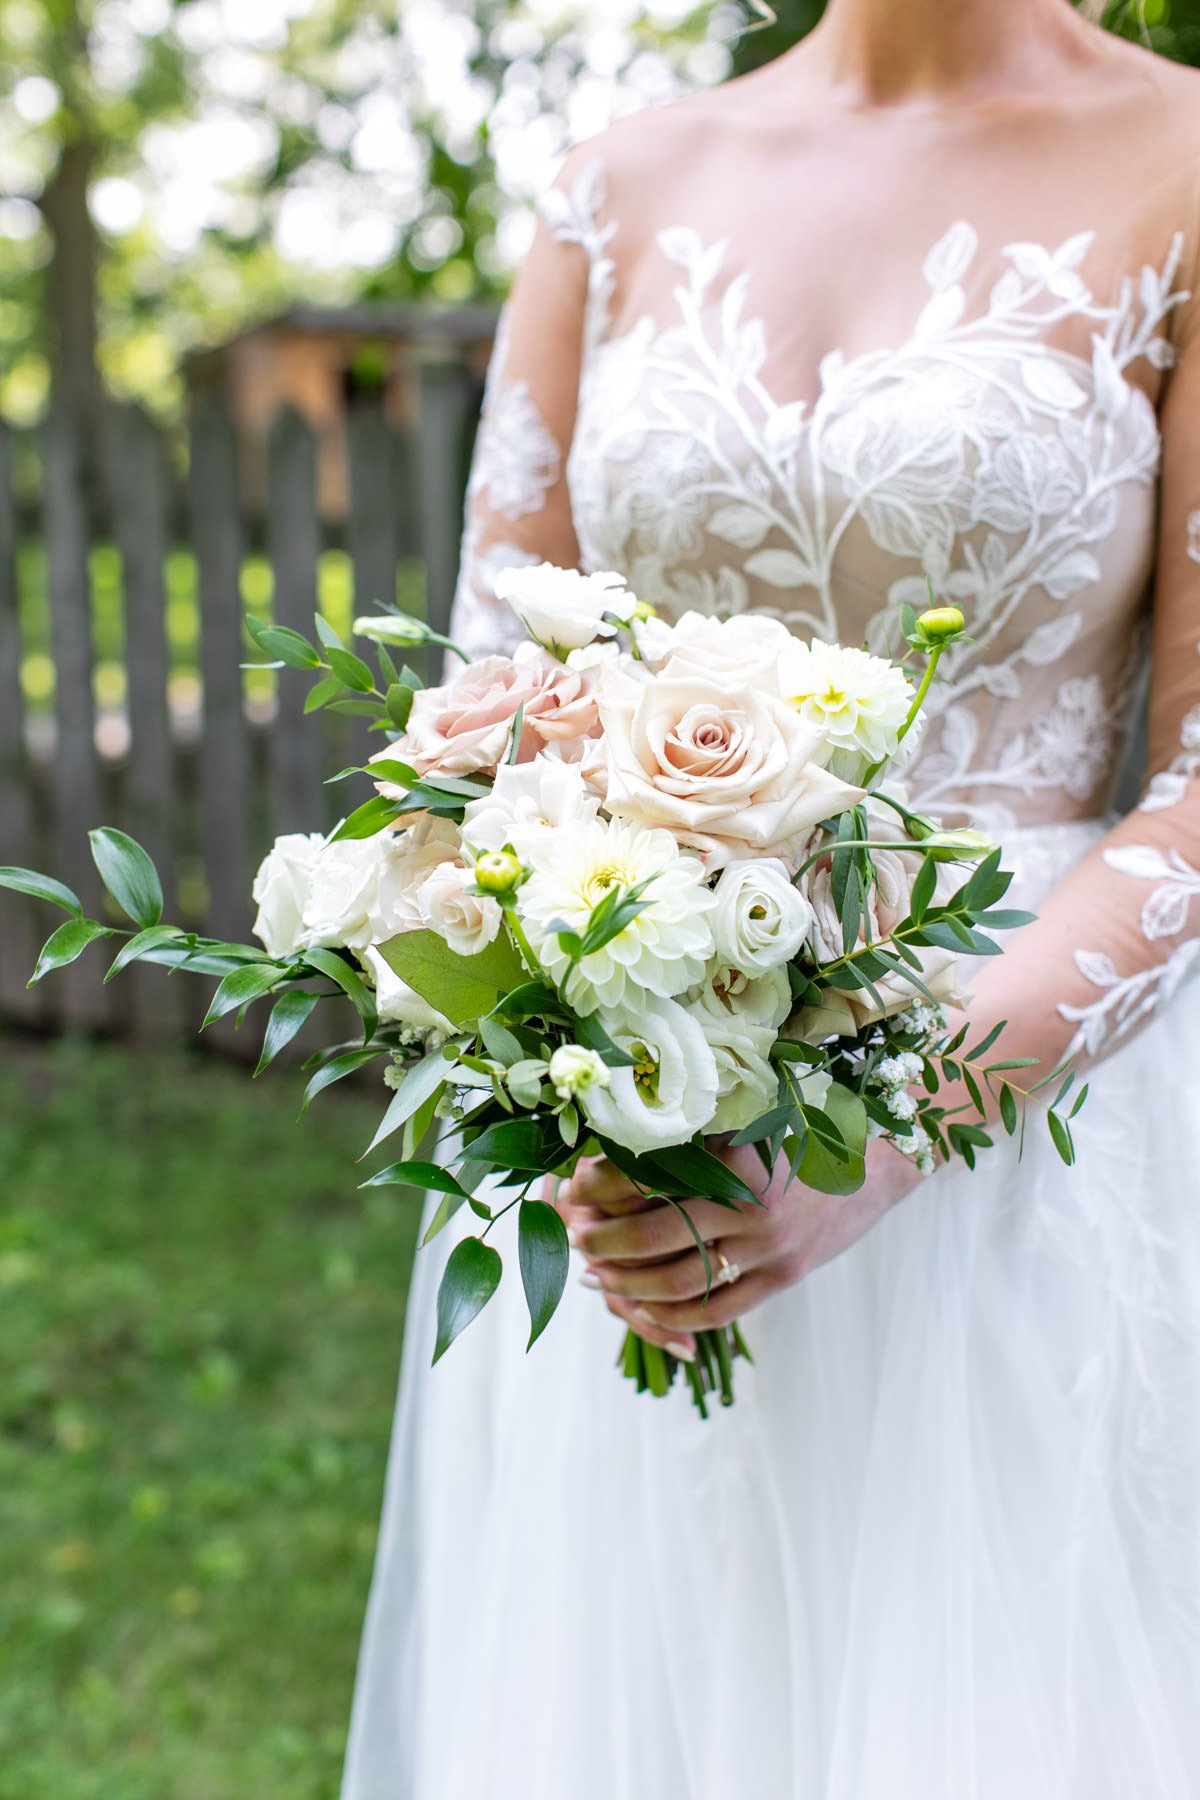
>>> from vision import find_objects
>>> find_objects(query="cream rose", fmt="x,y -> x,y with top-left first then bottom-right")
251,832 -> 324,958
302,817 -> 461,951
595,662 -> 865,870
415,862 -> 502,957
653,611 -> 798,685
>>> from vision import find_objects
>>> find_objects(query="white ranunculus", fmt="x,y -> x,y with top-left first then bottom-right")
302,818 -> 461,951
461,755 -> 600,857
251,832 -> 325,958
415,862 -> 502,956
778,639 -> 914,782
595,660 -> 865,871
547,1044 -> 610,1103
360,944 -> 452,1036
517,816 -> 716,1015
712,858 -> 814,975
579,995 -> 719,1154
494,563 -> 638,655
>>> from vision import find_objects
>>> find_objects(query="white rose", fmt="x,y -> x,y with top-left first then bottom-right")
415,862 -> 503,956
712,858 -> 814,975
462,755 -> 600,857
579,995 -> 719,1154
251,833 -> 324,958
494,563 -> 638,655
595,660 -> 865,870
360,944 -> 453,1036
654,611 -> 798,684
547,1044 -> 610,1103
302,818 -> 461,951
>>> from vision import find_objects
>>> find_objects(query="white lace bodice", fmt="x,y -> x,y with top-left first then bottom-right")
448,57 -> 1200,1071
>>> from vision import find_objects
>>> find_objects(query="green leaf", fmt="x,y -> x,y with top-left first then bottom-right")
255,989 -> 321,1075
646,1143 -> 763,1210
326,646 -> 376,692
376,927 -> 526,1028
386,682 -> 414,731
303,947 -> 377,1043
330,796 -> 401,841
300,1047 -> 381,1110
365,1051 -> 451,1154
314,612 -> 345,652
573,1009 -> 637,1068
29,918 -> 112,984
909,853 -> 937,924
467,1116 -> 564,1172
1047,1111 -> 1075,1167
1069,1082 -> 1089,1120
518,1200 -> 570,1349
255,624 -> 321,669
0,867 -> 82,916
354,757 -> 418,789
796,1084 -> 867,1196
360,1160 -> 471,1196
421,1191 -> 468,1247
105,924 -> 184,981
88,827 -> 163,927
433,1237 -> 502,1363
998,1082 -> 1018,1136
478,1015 -> 524,1067
304,675 -> 343,713
202,962 -> 286,1028
492,979 -> 562,1021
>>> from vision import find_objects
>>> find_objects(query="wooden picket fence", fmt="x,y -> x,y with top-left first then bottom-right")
0,329 -> 490,1044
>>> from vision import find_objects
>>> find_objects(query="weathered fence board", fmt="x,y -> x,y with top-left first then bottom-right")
0,422 -> 39,1025
0,316 -> 493,1047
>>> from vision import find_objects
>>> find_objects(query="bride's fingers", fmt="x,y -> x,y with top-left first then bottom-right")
628,1271 -> 774,1333
560,1156 -> 648,1215
584,1241 -> 756,1305
568,1197 -> 736,1263
598,1291 -> 698,1361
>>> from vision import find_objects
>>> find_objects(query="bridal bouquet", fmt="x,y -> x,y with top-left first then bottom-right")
2,567 -> 1085,1415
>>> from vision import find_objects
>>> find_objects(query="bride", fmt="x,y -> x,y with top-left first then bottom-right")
342,2 -> 1200,1794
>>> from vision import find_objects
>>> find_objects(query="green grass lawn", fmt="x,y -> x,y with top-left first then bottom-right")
0,1033 -> 420,1800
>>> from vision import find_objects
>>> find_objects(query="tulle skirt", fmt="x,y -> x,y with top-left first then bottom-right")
341,821 -> 1200,1800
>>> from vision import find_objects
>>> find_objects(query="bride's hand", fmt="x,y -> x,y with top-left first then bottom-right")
558,1141 -> 921,1357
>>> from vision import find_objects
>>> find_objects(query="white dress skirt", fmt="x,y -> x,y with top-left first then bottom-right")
340,819 -> 1200,1800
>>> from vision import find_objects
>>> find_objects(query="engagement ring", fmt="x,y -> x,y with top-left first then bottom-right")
715,1249 -> 741,1287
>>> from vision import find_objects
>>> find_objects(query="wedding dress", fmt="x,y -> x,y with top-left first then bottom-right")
343,72 -> 1200,1799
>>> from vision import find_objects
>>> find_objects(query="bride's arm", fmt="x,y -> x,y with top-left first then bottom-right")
445,152 -> 600,662
564,251 -> 1200,1352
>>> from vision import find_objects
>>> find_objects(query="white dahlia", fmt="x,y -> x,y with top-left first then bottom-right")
781,640 -> 914,781
579,995 -> 719,1154
517,817 -> 715,1015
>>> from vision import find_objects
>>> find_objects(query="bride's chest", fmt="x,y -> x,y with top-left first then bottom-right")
567,219 -> 1177,651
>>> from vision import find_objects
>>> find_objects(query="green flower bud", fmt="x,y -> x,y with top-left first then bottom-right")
353,613 -> 428,644
631,599 -> 658,623
919,828 -> 997,864
474,849 -> 524,895
915,605 -> 966,643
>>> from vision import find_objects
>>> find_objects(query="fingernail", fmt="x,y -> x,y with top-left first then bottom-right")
667,1340 -> 696,1363
566,1227 -> 580,1248
633,1306 -> 656,1325
579,1271 -> 602,1290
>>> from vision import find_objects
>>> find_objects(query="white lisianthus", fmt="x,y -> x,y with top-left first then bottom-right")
712,858 -> 814,975
359,944 -> 452,1037
517,817 -> 716,1015
415,862 -> 502,956
578,996 -> 719,1154
780,640 -> 914,781
547,1044 -> 610,1104
494,563 -> 638,655
301,818 -> 461,951
462,755 -> 600,857
686,983 -> 779,1135
251,832 -> 325,957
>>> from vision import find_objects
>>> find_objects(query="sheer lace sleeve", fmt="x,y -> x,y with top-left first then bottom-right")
446,153 -> 611,661
959,205 -> 1200,1077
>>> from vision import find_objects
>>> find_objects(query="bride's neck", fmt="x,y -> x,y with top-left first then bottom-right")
805,0 -> 1092,110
